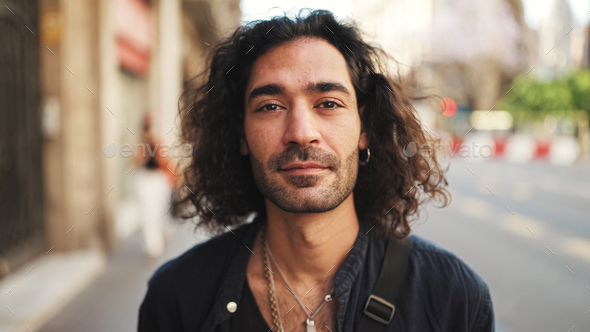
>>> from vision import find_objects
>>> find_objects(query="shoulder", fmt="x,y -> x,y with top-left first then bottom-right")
139,221 -> 257,331
147,221 -> 254,290
406,234 -> 494,331
407,234 -> 489,294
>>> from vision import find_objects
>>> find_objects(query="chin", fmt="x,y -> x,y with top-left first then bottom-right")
268,187 -> 346,214
274,200 -> 341,214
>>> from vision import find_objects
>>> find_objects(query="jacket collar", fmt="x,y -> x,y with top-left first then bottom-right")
198,216 -> 263,332
198,214 -> 370,332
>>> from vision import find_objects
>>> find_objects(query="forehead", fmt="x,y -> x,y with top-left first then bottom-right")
246,37 -> 352,94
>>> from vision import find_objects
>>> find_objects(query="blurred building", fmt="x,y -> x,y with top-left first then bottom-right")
582,25 -> 590,69
0,0 -> 44,279
351,0 -> 433,70
350,0 -> 534,133
424,0 -> 533,111
536,0 -> 574,80
0,0 -> 240,279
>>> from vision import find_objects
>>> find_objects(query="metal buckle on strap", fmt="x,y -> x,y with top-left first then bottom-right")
363,294 -> 395,325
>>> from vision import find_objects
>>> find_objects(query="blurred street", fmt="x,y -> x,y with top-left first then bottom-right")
413,159 -> 590,332
37,222 -> 206,332
35,158 -> 590,331
2,0 -> 590,331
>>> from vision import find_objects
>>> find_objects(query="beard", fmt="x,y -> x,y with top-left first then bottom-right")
249,144 -> 359,213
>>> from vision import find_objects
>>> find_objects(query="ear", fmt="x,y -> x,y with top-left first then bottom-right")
359,131 -> 368,150
239,138 -> 249,155
359,106 -> 368,150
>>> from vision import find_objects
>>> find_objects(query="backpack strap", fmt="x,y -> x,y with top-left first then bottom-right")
355,232 -> 412,331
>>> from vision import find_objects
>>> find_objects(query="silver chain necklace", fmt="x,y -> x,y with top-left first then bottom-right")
264,230 -> 334,332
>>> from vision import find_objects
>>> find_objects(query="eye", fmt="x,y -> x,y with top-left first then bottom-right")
317,100 -> 342,109
255,103 -> 283,113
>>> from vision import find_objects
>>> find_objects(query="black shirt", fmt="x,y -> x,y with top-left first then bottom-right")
228,277 -> 269,331
138,215 -> 495,332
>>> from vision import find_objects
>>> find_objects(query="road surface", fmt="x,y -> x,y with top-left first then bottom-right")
413,159 -> 590,332
39,159 -> 590,331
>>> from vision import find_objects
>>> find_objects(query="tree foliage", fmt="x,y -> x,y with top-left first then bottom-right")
497,70 -> 590,123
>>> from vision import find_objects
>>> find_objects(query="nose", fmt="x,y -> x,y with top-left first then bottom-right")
282,100 -> 321,147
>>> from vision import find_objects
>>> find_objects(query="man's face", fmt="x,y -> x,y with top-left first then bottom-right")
241,37 -> 368,214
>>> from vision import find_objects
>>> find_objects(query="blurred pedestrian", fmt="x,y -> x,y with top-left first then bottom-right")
134,113 -> 174,259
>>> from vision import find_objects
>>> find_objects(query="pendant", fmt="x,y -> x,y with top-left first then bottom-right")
306,318 -> 316,332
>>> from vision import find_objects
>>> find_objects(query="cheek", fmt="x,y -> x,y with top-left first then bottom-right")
245,119 -> 281,157
323,116 -> 361,151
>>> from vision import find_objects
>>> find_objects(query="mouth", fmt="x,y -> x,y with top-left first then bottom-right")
279,162 -> 331,175
279,167 -> 330,175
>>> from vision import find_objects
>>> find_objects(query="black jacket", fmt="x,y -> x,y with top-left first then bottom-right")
138,216 -> 495,331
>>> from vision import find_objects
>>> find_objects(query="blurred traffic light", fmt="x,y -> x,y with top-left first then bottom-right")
441,97 -> 457,117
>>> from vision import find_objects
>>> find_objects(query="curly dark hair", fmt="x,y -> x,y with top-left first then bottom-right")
175,9 -> 450,238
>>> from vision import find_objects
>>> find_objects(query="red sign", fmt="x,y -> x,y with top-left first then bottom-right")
115,0 -> 153,75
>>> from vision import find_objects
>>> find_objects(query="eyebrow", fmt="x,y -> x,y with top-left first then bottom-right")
247,81 -> 351,103
306,82 -> 350,96
247,84 -> 285,103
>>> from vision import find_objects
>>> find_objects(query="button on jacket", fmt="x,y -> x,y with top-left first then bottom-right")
138,216 -> 495,331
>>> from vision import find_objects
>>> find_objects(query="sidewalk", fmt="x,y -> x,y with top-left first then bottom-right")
0,250 -> 106,332
37,221 -> 208,332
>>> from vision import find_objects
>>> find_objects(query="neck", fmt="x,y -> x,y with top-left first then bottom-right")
264,193 -> 360,288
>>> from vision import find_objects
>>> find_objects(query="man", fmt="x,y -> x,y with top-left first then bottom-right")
138,10 -> 494,332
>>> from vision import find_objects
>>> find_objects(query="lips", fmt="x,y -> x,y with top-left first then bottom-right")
280,162 -> 329,170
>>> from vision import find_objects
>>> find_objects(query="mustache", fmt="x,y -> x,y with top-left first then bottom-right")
268,145 -> 340,171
